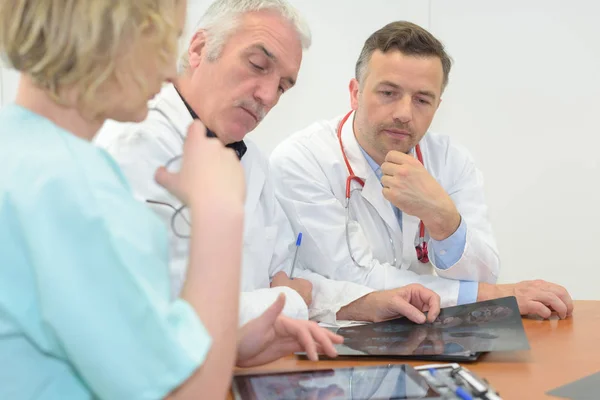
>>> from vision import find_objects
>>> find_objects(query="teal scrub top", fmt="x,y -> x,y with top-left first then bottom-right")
0,104 -> 211,399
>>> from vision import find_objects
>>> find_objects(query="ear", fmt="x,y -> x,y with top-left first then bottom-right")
188,30 -> 208,69
349,78 -> 360,111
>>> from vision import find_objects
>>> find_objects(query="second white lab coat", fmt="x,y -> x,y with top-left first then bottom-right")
96,85 -> 373,325
270,112 -> 500,307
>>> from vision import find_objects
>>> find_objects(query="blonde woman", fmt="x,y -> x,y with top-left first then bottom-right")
0,1 -> 340,399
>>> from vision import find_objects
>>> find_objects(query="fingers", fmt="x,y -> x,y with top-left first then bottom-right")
278,317 -> 341,361
518,281 -> 572,319
412,286 -> 441,322
541,282 -> 574,317
426,299 -> 441,323
382,186 -> 393,202
326,329 -> 344,345
389,297 -> 427,324
270,271 -> 290,287
524,300 -> 552,319
384,150 -> 417,165
236,339 -> 302,368
380,176 -> 394,190
297,324 -> 319,361
279,317 -> 319,361
382,184 -> 400,208
184,120 -> 207,147
272,271 -> 289,280
154,165 -> 186,203
258,294 -> 286,326
545,293 -> 569,319
185,121 -> 240,172
306,323 -> 339,359
154,166 -> 173,191
380,163 -> 405,181
398,284 -> 440,323
531,291 -> 568,319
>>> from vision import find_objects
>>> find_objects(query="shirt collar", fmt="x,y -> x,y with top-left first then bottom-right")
358,146 -> 383,181
175,88 -> 247,160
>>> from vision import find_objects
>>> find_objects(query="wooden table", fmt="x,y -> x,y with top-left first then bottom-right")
232,300 -> 600,399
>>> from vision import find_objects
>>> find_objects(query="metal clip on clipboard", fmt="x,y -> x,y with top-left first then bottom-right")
415,363 -> 502,400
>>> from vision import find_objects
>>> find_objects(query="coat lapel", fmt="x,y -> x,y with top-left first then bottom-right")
151,84 -> 193,143
241,146 -> 265,237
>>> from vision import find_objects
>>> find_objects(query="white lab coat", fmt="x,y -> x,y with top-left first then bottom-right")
96,85 -> 373,325
270,112 -> 500,307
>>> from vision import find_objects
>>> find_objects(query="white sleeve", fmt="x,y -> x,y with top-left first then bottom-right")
431,145 -> 500,283
292,268 -> 374,325
239,287 -> 308,326
270,141 -> 461,307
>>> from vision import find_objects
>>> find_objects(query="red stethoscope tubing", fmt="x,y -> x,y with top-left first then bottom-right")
336,110 -> 429,263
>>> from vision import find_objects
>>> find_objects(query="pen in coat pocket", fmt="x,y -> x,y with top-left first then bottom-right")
289,232 -> 303,279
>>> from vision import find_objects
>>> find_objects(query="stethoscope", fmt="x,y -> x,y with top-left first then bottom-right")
144,105 -> 239,239
144,106 -> 190,238
337,110 -> 429,264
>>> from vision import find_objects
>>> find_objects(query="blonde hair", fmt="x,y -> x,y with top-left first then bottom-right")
0,0 -> 181,117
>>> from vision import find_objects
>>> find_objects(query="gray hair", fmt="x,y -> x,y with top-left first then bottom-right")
179,0 -> 311,71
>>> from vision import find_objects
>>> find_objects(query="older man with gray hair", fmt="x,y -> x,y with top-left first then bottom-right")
98,0 -> 443,327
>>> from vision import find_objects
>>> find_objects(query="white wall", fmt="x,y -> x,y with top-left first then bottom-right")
427,0 -> 600,299
2,2 -> 599,299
